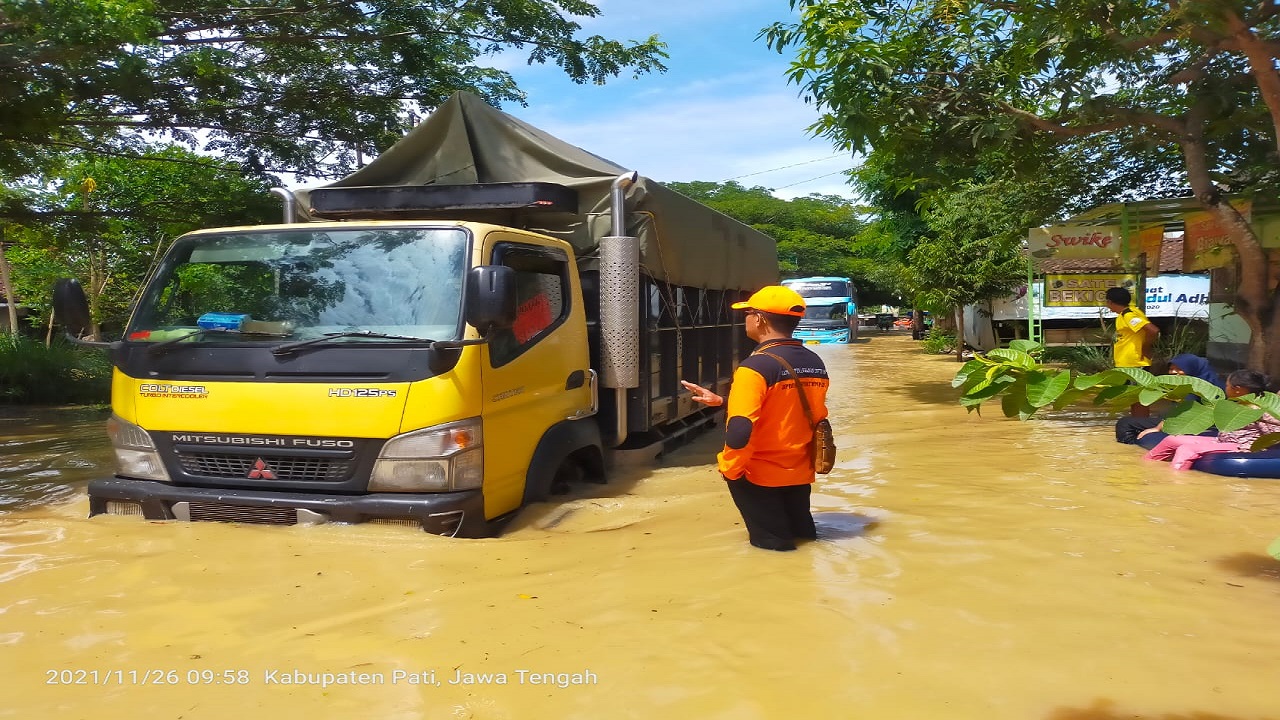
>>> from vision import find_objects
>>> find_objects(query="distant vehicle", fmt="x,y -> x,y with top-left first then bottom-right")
782,276 -> 858,344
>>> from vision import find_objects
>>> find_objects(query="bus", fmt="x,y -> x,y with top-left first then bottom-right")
781,276 -> 858,344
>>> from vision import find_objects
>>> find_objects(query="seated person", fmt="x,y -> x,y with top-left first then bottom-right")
1142,369 -> 1280,470
1114,353 -> 1225,444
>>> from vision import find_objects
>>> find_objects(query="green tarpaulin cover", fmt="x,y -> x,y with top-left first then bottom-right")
294,92 -> 778,291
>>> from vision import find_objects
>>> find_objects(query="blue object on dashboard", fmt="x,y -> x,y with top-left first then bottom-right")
196,313 -> 249,331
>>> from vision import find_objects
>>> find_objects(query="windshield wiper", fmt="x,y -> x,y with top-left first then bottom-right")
271,330 -> 438,356
145,327 -> 293,355
145,327 -> 231,355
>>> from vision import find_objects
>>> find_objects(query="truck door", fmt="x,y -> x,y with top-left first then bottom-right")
479,235 -> 592,517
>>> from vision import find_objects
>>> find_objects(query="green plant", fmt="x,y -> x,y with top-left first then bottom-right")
0,334 -> 111,404
1042,343 -> 1114,375
953,340 -> 1280,447
1153,319 -> 1209,364
920,328 -> 957,354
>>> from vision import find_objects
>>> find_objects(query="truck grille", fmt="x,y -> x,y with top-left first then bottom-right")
187,502 -> 297,525
176,452 -> 353,482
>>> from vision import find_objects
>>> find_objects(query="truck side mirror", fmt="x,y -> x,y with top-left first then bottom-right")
465,266 -> 517,335
53,278 -> 94,338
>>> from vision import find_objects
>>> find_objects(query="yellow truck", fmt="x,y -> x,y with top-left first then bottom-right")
54,93 -> 777,536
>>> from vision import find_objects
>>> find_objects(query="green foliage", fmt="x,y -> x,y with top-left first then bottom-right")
0,335 -> 110,404
920,328 -> 957,355
951,340 -> 1280,435
664,181 -> 894,301
1,0 -> 668,179
1268,536 -> 1280,561
3,147 -> 278,333
1043,343 -> 1115,375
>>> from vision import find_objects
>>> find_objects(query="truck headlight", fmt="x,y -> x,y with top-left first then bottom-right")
370,419 -> 483,492
106,415 -> 171,482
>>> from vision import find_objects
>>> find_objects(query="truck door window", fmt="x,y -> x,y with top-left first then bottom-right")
488,244 -> 570,367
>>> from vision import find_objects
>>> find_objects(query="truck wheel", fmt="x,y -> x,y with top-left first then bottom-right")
524,457 -> 580,504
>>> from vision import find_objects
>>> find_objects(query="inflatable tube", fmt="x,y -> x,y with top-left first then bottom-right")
1188,446 -> 1280,478
1134,432 -> 1280,478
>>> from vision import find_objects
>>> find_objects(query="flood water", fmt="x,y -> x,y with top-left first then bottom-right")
2,334 -> 1279,719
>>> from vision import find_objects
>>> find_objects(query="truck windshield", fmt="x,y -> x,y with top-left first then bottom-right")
787,280 -> 850,298
128,227 -> 469,344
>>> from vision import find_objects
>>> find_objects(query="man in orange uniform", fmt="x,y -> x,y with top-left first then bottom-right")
683,285 -> 832,551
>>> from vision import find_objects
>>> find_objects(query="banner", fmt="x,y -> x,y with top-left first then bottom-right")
1044,273 -> 1139,307
1027,225 -> 1122,260
1136,225 -> 1165,262
1184,201 -> 1251,271
989,274 -> 1209,320
1144,274 -> 1210,319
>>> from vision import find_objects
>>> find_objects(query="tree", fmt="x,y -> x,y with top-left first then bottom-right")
1,0 -> 667,179
763,0 -> 1280,375
912,180 -> 1043,359
4,148 -> 278,335
664,180 -> 893,303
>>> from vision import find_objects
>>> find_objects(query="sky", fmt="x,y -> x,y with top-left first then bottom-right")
489,0 -> 859,200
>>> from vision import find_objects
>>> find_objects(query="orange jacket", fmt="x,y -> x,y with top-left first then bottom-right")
717,340 -> 831,487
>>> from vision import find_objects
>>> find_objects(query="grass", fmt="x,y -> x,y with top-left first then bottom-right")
0,333 -> 112,404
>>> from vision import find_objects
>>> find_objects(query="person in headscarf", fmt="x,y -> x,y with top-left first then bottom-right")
1114,354 -> 1225,445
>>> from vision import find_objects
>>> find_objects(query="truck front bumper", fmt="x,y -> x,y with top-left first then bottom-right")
87,477 -> 490,537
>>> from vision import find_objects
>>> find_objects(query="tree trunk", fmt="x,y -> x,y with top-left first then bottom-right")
954,305 -> 966,362
0,237 -> 18,334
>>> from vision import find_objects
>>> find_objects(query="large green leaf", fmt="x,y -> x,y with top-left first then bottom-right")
1162,401 -> 1216,435
959,374 -> 1015,407
1268,536 -> 1280,561
1137,387 -> 1166,407
1000,389 -> 1037,420
1154,375 -> 1224,402
1008,339 -> 1042,355
1109,366 -> 1157,387
1248,432 -> 1280,452
1093,384 -> 1132,405
1025,369 -> 1071,408
987,347 -> 1036,369
1051,386 -> 1087,410
952,359 -> 988,388
1249,391 -> 1280,419
1213,400 -> 1264,433
1074,369 -> 1128,390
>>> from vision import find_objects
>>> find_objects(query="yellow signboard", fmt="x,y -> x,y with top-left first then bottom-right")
1044,273 -> 1139,307
1028,225 -> 1123,261
1136,224 -> 1165,262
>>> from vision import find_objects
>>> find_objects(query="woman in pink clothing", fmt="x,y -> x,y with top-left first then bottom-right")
1144,370 -> 1280,470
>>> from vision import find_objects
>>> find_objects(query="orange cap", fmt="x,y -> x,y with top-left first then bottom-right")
731,285 -> 806,317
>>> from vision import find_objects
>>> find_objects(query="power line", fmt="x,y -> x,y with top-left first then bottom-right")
722,153 -> 844,181
770,167 -> 858,190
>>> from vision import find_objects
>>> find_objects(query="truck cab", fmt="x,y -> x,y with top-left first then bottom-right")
782,277 -> 858,344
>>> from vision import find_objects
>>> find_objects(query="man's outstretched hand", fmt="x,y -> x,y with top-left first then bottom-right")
681,380 -> 724,407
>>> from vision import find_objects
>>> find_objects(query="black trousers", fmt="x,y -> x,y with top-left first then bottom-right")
1115,415 -> 1162,444
725,478 -> 816,551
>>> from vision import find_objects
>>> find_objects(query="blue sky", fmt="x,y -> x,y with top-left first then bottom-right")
493,0 -> 859,200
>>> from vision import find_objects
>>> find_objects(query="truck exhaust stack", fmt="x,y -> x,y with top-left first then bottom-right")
600,171 -> 640,446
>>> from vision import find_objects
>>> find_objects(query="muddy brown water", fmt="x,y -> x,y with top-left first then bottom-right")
2,335 -> 1278,719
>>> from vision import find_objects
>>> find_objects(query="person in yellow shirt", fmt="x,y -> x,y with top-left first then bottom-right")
1104,286 -> 1160,418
